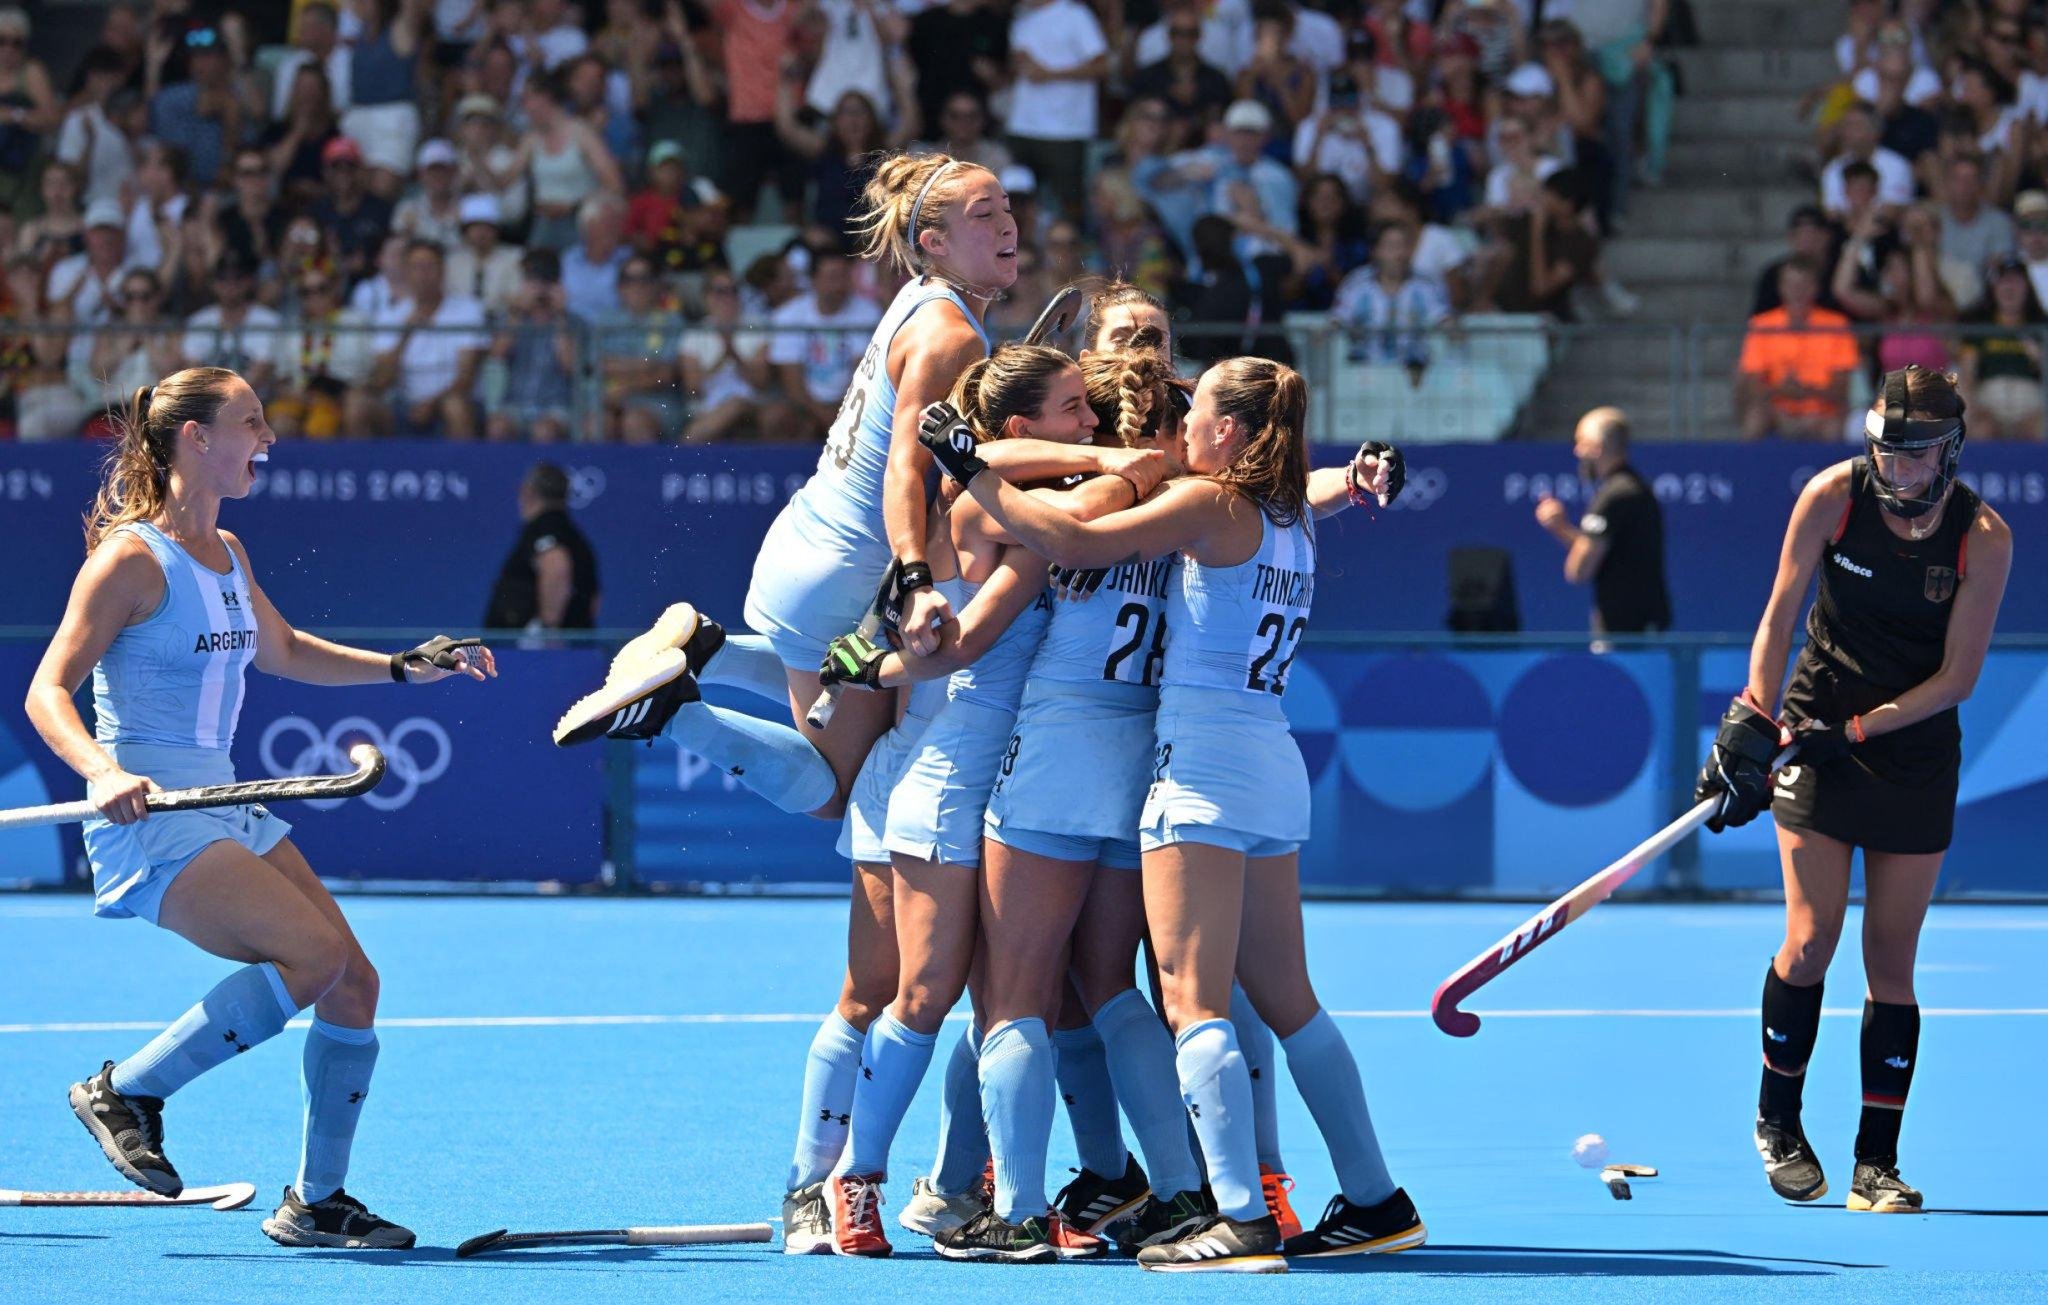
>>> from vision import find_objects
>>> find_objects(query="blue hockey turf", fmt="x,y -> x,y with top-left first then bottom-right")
4,895 -> 2045,1302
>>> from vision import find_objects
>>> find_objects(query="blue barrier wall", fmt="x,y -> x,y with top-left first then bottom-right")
4,441 -> 2045,634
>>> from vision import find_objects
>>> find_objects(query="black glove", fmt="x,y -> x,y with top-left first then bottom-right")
918,401 -> 989,486
1693,696 -> 1785,833
1788,717 -> 1856,766
1353,440 -> 1406,506
819,630 -> 887,690
390,635 -> 485,682
1048,562 -> 1108,599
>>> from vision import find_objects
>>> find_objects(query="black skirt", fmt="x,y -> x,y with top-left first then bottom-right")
1773,651 -> 1960,855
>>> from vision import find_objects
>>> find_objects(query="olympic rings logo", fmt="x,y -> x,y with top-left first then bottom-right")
258,715 -> 453,811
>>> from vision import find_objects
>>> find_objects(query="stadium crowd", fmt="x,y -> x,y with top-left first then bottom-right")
0,0 -> 1683,442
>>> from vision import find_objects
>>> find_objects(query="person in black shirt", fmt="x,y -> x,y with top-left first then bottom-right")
1532,406 -> 1670,636
1752,205 -> 1846,317
484,463 -> 601,632
1694,366 -> 2013,1217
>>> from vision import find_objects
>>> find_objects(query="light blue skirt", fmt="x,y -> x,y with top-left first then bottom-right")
1139,687 -> 1309,854
84,743 -> 292,925
884,697 -> 1017,868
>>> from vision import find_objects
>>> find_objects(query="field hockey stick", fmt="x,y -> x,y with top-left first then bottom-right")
0,744 -> 386,832
1430,748 -> 1800,1037
805,559 -> 903,729
0,1182 -> 256,1211
455,1222 -> 774,1258
1023,284 -> 1081,347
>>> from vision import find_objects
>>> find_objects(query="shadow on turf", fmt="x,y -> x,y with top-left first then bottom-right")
1789,1204 -> 2048,1218
1286,1244 -> 1878,1277
0,1232 -> 106,1243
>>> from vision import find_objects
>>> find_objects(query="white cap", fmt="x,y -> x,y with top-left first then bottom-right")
1223,99 -> 1274,133
416,138 -> 458,169
458,193 -> 502,227
999,164 -> 1038,196
1504,63 -> 1556,98
84,198 -> 125,230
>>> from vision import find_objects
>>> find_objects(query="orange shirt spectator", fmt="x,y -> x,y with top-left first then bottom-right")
1737,258 -> 1860,439
717,0 -> 799,125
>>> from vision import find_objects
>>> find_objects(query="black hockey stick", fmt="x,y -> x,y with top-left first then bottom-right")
456,1221 -> 774,1258
0,744 -> 386,831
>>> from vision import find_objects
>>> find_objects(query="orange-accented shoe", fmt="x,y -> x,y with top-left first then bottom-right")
1260,1166 -> 1302,1240
1044,1211 -> 1108,1259
831,1173 -> 893,1257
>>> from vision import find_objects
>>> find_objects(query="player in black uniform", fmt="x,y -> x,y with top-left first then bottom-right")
1695,366 -> 2012,1213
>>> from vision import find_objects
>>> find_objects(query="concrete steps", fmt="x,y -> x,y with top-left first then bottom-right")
1671,46 -> 1838,93
1694,2 -> 1844,46
1669,95 -> 1812,142
1603,234 -> 1786,285
1626,185 -> 1814,238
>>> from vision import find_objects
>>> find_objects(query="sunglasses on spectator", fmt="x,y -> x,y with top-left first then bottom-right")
184,28 -> 220,49
0,36 -> 23,48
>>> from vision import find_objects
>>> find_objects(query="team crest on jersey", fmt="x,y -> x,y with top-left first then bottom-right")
1924,566 -> 1956,604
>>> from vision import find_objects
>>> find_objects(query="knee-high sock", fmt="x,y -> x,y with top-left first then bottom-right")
981,1019 -> 1058,1221
1759,963 -> 1824,1124
297,1018 -> 378,1204
842,1008 -> 938,1178
663,701 -> 835,815
1053,1023 -> 1129,1178
930,1024 -> 988,1195
788,1012 -> 865,1191
1231,982 -> 1284,1173
1855,1000 -> 1920,1164
1280,1009 -> 1394,1206
112,962 -> 299,1099
1094,989 -> 1202,1200
1175,1019 -> 1261,1221
700,633 -> 791,706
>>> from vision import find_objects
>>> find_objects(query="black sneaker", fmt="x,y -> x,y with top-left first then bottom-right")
1053,1155 -> 1151,1235
68,1061 -> 180,1196
1847,1161 -> 1923,1213
261,1186 -> 417,1249
552,604 -> 710,746
1283,1188 -> 1427,1258
1136,1212 -> 1287,1274
932,1208 -> 1060,1263
1755,1117 -> 1828,1202
1114,1188 -> 1211,1256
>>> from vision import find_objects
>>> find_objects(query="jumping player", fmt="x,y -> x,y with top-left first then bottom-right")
1696,365 -> 2011,1213
23,368 -> 496,1248
921,358 -> 1424,1272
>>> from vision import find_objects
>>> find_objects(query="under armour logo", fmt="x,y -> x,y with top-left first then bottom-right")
730,767 -> 745,777
1062,1093 -> 1077,1106
1885,1056 -> 1911,1070
819,1109 -> 849,1125
1249,1068 -> 1261,1080
224,1030 -> 251,1053
347,1090 -> 367,1104
1187,1103 -> 1201,1119
221,590 -> 241,609
1766,1027 -> 1788,1043
862,1067 -> 873,1080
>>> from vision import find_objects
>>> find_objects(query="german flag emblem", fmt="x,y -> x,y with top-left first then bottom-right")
1924,566 -> 1957,604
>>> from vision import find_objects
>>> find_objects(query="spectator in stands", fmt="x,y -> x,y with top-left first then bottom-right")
1335,221 -> 1451,375
564,51 -> 638,169
1535,20 -> 1613,227
271,3 -> 351,120
1007,0 -> 1112,218
514,0 -> 592,71
1957,252 -> 2047,440
56,46 -> 138,211
1129,10 -> 1234,137
509,68 -> 625,251
445,194 -> 524,317
1755,204 -> 1845,316
1284,172 -> 1371,311
1209,100 -> 1299,281
1363,0 -> 1431,82
713,0 -> 801,220
486,249 -> 580,443
1533,405 -> 1670,637
1938,153 -> 2015,273
76,268 -> 179,424
15,161 -> 84,272
1429,31 -> 1490,153
741,249 -> 801,319
270,265 -> 378,440
341,0 -> 428,197
1236,1 -> 1318,133
5,249 -> 87,440
1481,111 -> 1562,216
1735,256 -> 1859,439
124,141 -> 191,276
1088,169 -> 1177,301
562,195 -> 630,322
915,92 -> 1015,175
312,137 -> 395,283
2015,190 -> 2048,306
1369,178 -> 1472,308
1570,0 -> 1672,213
453,93 -> 530,229
1489,168 -> 1600,320
906,0 -> 1010,131
369,238 -> 487,438
1406,102 -> 1480,223
0,7 -> 58,210
47,200 -> 142,355
1866,32 -> 1940,175
679,268 -> 775,442
182,249 -> 281,389
146,26 -> 251,192
391,139 -> 466,249
595,253 -> 687,442
768,248 -> 882,439
261,66 -> 342,208
1125,100 -> 1206,257
1952,57 -> 2022,200
776,82 -> 916,237
484,462 -> 602,632
1170,214 -> 1254,365
626,141 -> 725,277
1293,69 -> 1404,205
354,232 -> 413,322
1821,101 -> 1915,215
1136,0 -> 1249,80
806,0 -> 904,123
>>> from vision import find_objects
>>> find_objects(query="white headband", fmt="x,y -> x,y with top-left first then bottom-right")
907,161 -> 956,268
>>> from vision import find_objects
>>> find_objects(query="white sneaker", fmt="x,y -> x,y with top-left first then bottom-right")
782,1182 -> 834,1255
898,1176 -> 984,1237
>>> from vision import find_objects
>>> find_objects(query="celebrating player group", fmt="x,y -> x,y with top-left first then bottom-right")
19,145 -> 2011,1268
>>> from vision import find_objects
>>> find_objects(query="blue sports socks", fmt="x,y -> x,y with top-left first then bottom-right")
663,702 -> 835,814
296,1018 -> 379,1203
1053,1022 -> 1129,1178
788,1012 -> 866,1190
1231,982 -> 1285,1172
842,1009 -> 938,1177
1174,1018 -> 1262,1221
931,1023 -> 989,1195
980,1019 -> 1058,1221
1280,1009 -> 1395,1206
1094,989 -> 1201,1199
112,962 -> 300,1099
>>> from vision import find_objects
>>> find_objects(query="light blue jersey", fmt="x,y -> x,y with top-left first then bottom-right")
744,279 -> 990,668
1144,511 -> 1318,854
92,522 -> 260,751
945,573 -> 1052,712
1034,558 -> 1174,699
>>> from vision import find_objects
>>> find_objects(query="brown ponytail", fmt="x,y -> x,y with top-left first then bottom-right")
948,343 -> 1074,440
1079,325 -> 1176,449
1205,357 -> 1310,527
85,366 -> 240,552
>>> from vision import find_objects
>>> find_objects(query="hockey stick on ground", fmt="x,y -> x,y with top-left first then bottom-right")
0,1182 -> 257,1211
0,744 -> 386,832
455,1222 -> 774,1258
1433,744 -> 1804,1036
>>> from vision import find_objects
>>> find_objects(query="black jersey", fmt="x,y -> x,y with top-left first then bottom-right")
1581,464 -> 1671,634
484,508 -> 600,630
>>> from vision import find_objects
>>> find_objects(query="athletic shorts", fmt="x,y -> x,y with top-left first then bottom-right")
1139,687 -> 1309,856
837,704 -> 937,865
1775,651 -> 1960,855
742,505 -> 887,670
884,698 -> 1017,868
84,743 -> 292,925
984,680 -> 1154,869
